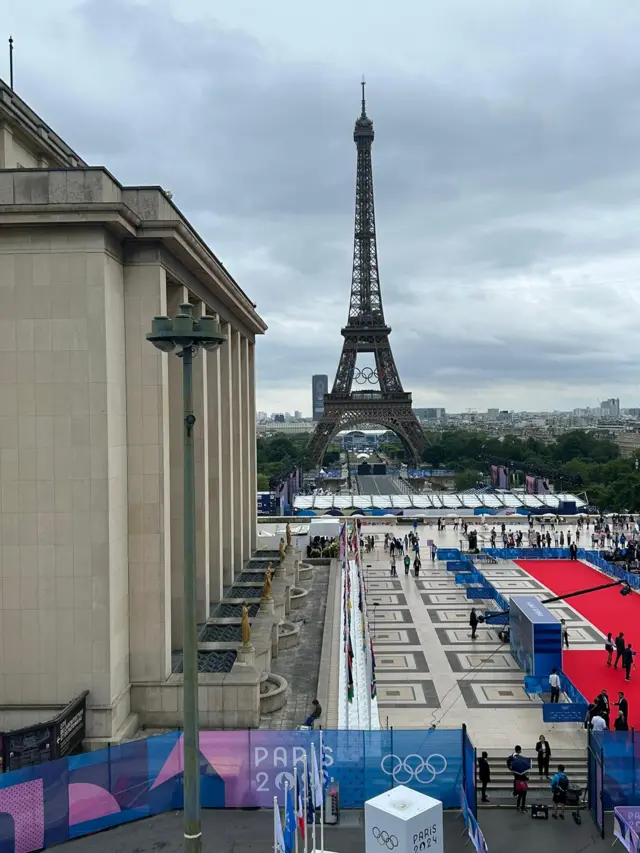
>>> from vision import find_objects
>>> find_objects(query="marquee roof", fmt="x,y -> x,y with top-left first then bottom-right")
293,492 -> 586,511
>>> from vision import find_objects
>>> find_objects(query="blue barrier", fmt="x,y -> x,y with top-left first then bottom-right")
437,548 -> 462,561
462,725 -> 477,818
0,728 -> 471,852
481,547 -> 640,592
446,561 -> 467,572
543,703 -> 587,723
591,730 -> 640,809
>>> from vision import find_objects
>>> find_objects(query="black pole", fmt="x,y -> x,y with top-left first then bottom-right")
484,578 -> 624,622
8,36 -> 13,90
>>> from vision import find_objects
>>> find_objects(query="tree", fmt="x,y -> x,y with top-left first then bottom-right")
257,473 -> 269,491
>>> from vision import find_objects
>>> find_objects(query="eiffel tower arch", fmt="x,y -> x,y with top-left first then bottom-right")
308,83 -> 425,465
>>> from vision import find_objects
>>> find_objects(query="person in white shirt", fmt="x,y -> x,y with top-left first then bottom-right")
591,714 -> 607,732
549,668 -> 561,703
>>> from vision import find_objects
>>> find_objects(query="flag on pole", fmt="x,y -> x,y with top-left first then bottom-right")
370,637 -> 377,699
311,747 -> 323,808
274,796 -> 286,853
347,658 -> 354,702
297,772 -> 306,839
284,785 -> 296,853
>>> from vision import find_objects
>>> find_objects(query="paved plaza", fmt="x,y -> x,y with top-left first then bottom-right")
56,804 -> 612,853
326,521 -> 603,753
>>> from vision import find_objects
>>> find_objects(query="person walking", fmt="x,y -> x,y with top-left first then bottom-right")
430,541 -> 436,562
390,554 -> 397,577
413,554 -> 421,578
561,620 -> 569,649
605,633 -> 614,666
569,541 -> 578,561
624,643 -> 637,682
615,691 -> 629,723
614,632 -> 626,669
404,553 -> 411,575
469,607 -> 479,640
550,765 -> 569,820
478,751 -> 491,802
549,668 -> 561,703
535,735 -> 551,778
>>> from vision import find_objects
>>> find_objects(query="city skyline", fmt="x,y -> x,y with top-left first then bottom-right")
7,0 -> 640,416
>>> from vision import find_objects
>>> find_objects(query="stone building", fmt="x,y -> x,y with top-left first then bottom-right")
0,80 -> 268,740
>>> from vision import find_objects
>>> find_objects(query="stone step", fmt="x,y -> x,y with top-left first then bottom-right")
476,753 -> 587,791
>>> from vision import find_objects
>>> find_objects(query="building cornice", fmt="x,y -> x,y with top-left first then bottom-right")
0,168 -> 267,335
0,80 -> 87,167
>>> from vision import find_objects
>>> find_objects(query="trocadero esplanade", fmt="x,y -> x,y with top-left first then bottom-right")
0,79 -> 267,741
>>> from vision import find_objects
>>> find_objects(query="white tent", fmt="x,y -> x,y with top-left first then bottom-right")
308,517 -> 341,539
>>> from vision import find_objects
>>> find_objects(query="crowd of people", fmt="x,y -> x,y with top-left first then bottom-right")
584,686 -> 630,731
479,740 -> 574,818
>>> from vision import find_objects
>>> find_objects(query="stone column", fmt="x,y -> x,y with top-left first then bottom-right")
192,302 -> 210,622
247,341 -> 258,552
219,321 -> 235,586
167,285 -> 188,647
231,329 -> 245,577
207,320 -> 224,603
124,259 -> 172,684
240,336 -> 252,560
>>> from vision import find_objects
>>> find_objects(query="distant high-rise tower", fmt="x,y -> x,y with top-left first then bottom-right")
312,374 -> 329,422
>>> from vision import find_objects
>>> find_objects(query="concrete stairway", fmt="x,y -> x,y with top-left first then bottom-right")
476,750 -> 588,806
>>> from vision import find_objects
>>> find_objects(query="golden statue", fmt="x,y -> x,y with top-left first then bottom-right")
262,564 -> 273,600
286,522 -> 292,548
279,537 -> 285,559
241,601 -> 251,646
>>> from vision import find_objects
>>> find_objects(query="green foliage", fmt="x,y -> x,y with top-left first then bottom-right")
422,428 -> 640,511
454,469 -> 482,491
257,473 -> 269,491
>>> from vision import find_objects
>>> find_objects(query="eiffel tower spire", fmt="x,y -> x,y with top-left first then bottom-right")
307,85 -> 425,465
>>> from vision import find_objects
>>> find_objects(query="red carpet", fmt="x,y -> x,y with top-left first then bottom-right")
515,559 -> 640,728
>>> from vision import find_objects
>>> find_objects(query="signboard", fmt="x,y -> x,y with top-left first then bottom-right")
53,691 -> 88,759
256,492 -> 271,515
2,691 -> 87,772
3,724 -> 54,772
542,703 -> 588,723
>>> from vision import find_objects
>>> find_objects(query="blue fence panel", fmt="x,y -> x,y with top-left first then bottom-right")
591,731 -> 640,809
0,727 -> 471,852
462,727 -> 476,818
386,729 -> 463,809
437,549 -> 462,561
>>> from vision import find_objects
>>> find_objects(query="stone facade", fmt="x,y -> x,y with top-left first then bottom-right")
0,81 -> 266,739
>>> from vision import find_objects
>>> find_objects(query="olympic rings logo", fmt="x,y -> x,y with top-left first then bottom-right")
380,753 -> 448,785
373,827 -> 399,849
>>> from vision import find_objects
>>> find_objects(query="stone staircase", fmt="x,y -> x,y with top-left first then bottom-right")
476,749 -> 588,806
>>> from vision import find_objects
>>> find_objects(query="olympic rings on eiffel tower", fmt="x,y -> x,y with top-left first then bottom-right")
354,367 -> 378,384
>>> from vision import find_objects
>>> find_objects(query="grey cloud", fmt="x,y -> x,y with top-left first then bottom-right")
15,0 -> 640,410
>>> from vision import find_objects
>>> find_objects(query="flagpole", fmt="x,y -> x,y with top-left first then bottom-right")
319,730 -> 325,853
294,772 -> 299,853
274,795 -> 279,853
303,753 -> 309,853
311,744 -> 317,853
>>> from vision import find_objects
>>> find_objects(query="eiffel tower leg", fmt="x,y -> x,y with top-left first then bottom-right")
306,414 -> 342,466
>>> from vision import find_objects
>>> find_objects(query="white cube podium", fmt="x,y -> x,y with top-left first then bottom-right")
365,785 -> 443,853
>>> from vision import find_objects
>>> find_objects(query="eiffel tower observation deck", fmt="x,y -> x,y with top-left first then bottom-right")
307,84 -> 425,464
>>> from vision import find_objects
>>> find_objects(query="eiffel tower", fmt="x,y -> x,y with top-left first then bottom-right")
307,83 -> 425,465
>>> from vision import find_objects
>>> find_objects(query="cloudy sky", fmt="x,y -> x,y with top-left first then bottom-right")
6,0 -> 640,414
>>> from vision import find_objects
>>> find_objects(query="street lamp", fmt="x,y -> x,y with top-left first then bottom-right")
147,303 -> 226,853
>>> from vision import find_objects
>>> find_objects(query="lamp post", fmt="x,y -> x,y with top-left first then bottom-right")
147,303 -> 226,853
